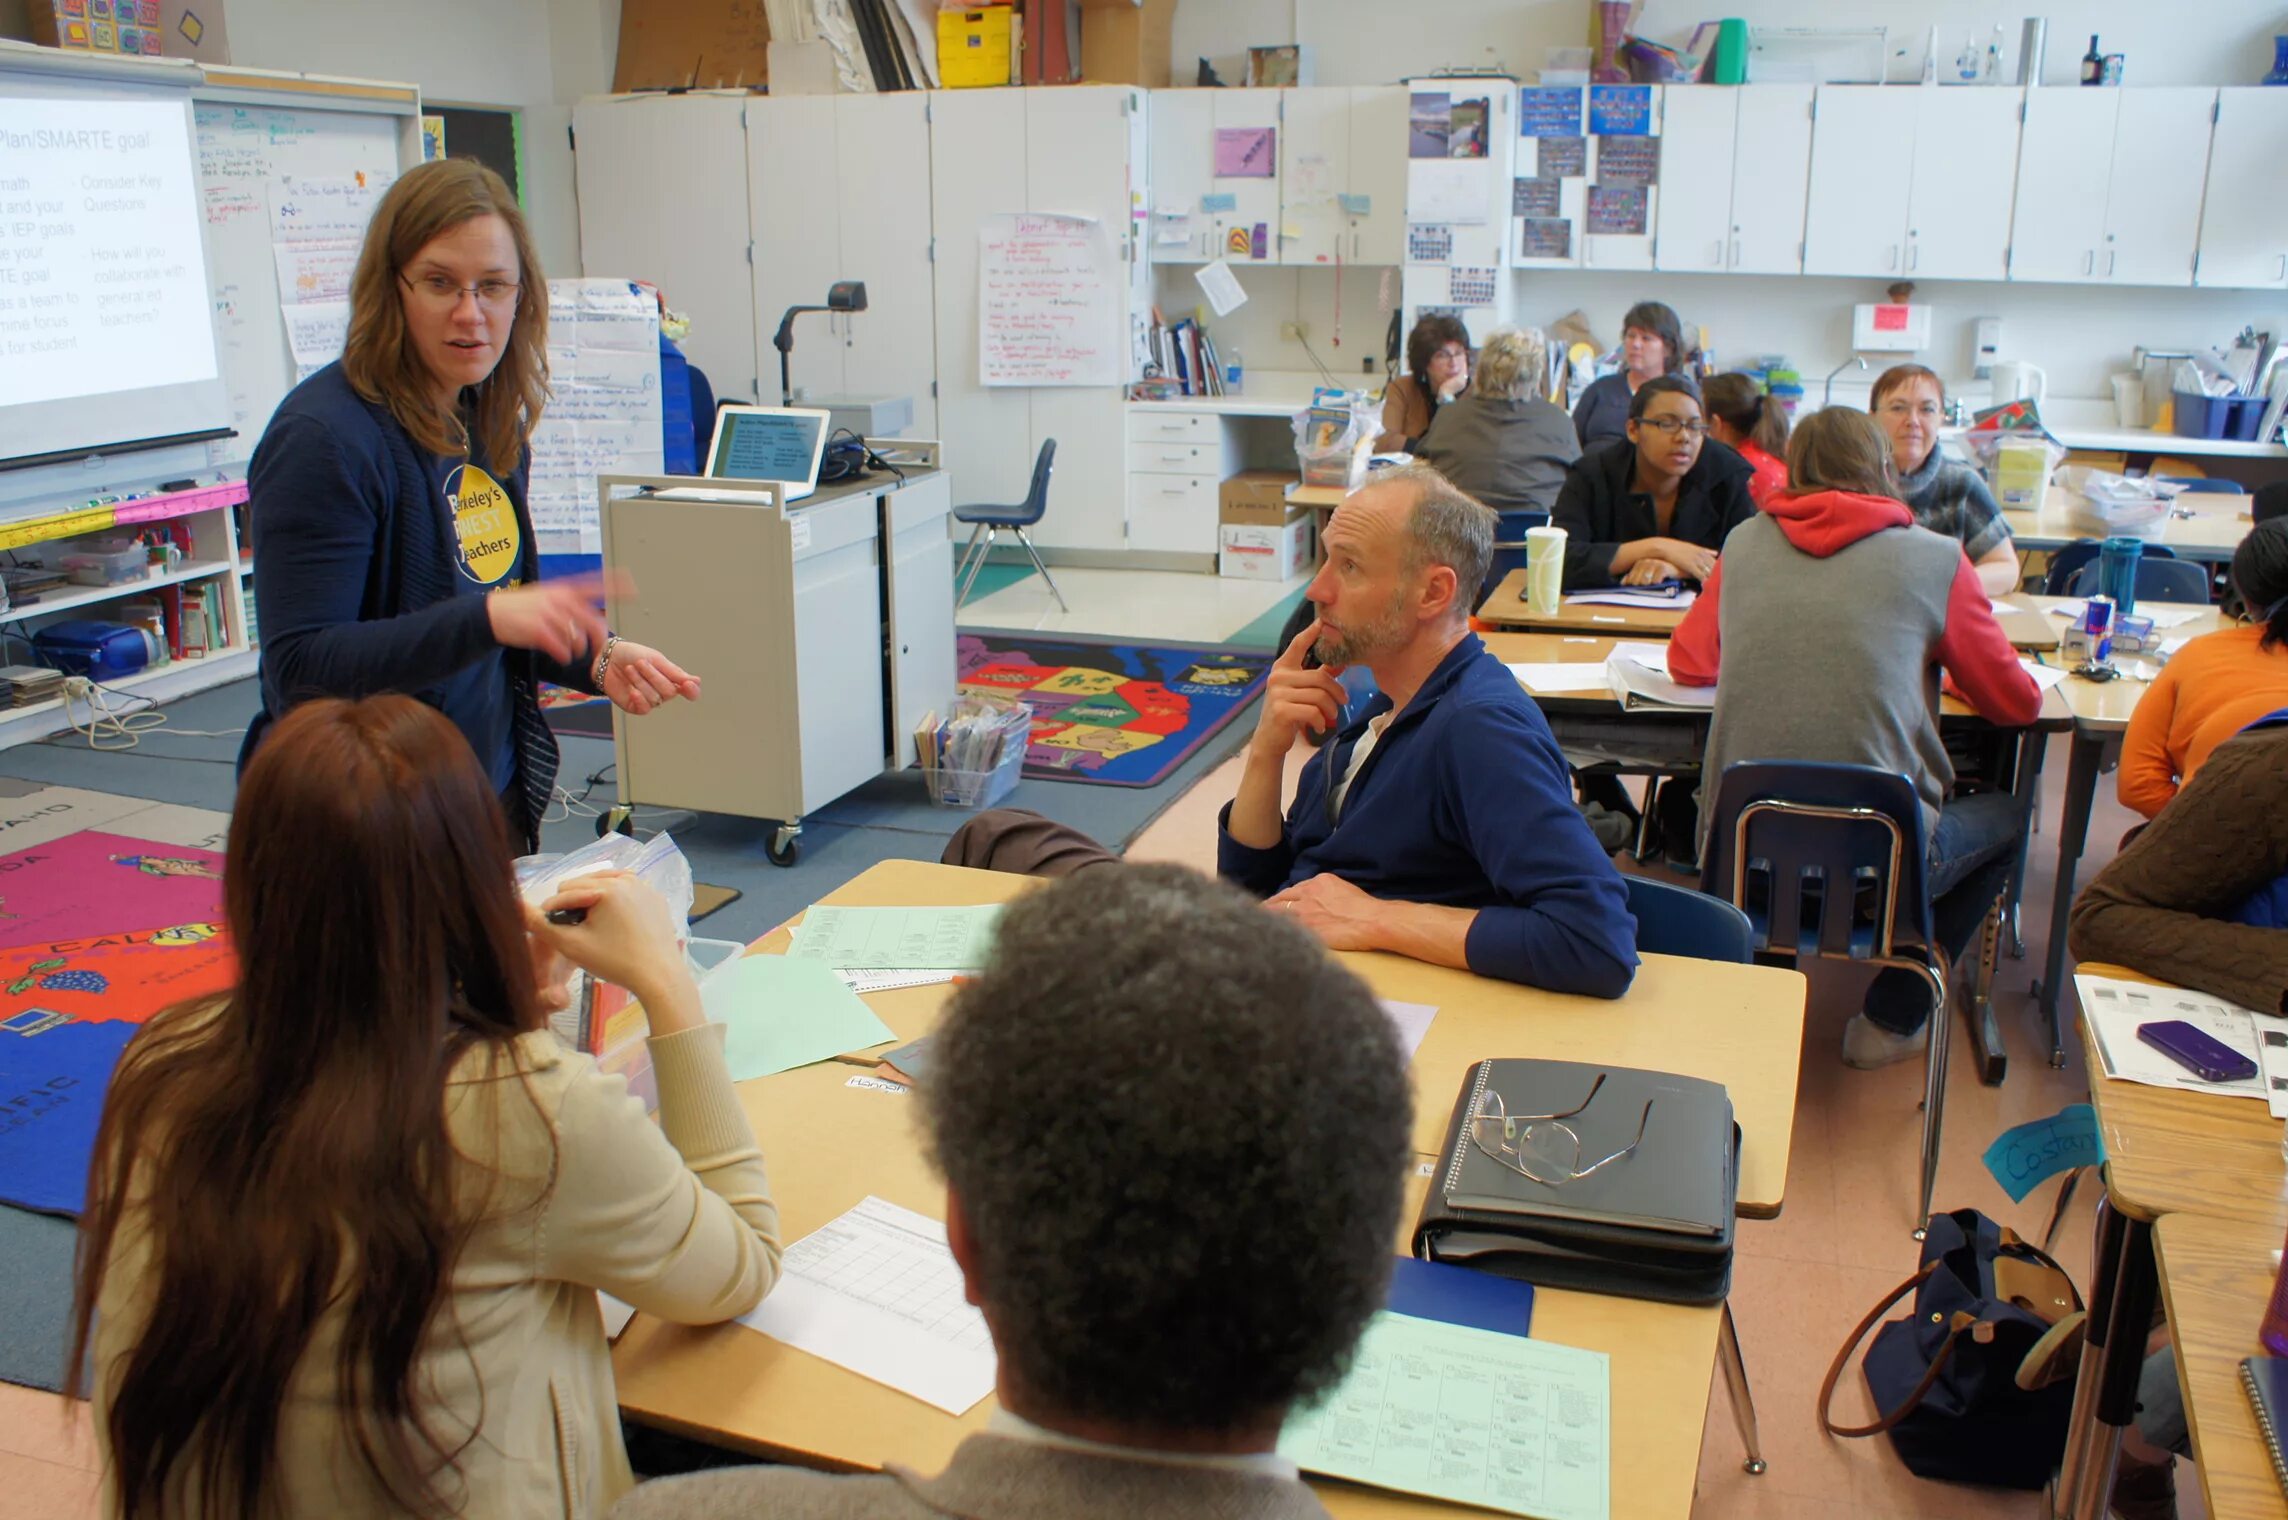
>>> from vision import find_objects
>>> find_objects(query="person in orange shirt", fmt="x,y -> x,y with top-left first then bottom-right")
2118,520 -> 2288,819
1701,373 -> 1791,508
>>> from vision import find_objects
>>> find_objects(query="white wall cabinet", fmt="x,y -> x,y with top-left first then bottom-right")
1147,88 -> 1282,266
1277,85 -> 1407,267
573,94 -> 759,402
1803,86 -> 2018,282
933,86 -> 1146,553
1652,86 -> 1735,273
745,93 -> 935,432
2013,88 -> 2212,287
1653,85 -> 1812,275
2195,88 -> 2288,290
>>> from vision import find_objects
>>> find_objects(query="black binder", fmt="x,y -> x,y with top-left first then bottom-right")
1414,1058 -> 1740,1305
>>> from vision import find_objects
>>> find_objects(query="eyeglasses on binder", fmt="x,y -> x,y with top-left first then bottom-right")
1467,1072 -> 1653,1187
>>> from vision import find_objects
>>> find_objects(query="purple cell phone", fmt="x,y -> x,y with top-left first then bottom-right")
2136,1020 -> 2257,1084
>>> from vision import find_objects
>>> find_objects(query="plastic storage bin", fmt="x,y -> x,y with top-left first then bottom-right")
2171,390 -> 2267,442
59,540 -> 150,586
922,699 -> 1030,809
938,6 -> 1014,87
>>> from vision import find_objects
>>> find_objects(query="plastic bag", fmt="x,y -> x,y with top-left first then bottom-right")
1294,387 -> 1378,488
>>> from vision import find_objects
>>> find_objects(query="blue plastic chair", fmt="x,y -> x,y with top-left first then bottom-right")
2062,556 -> 2212,605
2041,538 -> 2179,596
1626,875 -> 1753,964
954,439 -> 1064,611
1479,507 -> 1552,607
1698,761 -> 1987,1238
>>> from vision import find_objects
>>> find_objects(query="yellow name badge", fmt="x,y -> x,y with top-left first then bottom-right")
448,464 -> 522,586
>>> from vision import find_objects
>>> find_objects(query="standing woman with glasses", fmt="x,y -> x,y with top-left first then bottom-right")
1550,375 -> 1756,590
1870,363 -> 2020,597
242,159 -> 699,849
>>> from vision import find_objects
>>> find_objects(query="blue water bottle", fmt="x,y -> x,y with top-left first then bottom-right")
2098,536 -> 2144,617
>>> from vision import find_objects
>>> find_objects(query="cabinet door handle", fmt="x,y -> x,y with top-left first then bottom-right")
1886,243 -> 1899,271
1906,240 -> 1919,272
2277,253 -> 2286,282
2082,249 -> 2094,275
2105,250 -> 2117,277
1730,236 -> 1742,267
1710,237 -> 1724,266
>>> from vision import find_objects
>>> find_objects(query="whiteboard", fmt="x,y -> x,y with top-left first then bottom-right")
976,212 -> 1119,387
193,90 -> 416,468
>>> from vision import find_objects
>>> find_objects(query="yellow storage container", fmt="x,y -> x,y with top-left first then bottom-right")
939,6 -> 1015,88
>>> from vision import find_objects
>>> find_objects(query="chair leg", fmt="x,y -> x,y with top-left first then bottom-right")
1013,527 -> 1068,612
1717,1299 -> 1767,1476
952,522 -> 989,604
956,527 -> 999,608
1913,951 -> 1952,1240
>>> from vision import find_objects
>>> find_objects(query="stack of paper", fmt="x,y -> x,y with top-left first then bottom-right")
1564,589 -> 1697,611
787,905 -> 1003,971
2075,974 -> 2276,1106
1605,644 -> 1714,712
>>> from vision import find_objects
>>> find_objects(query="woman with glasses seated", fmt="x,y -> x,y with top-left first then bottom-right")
1376,313 -> 1472,452
1870,363 -> 2021,597
1549,375 -> 1757,590
241,159 -> 699,850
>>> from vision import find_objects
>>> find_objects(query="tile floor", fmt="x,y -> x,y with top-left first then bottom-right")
0,566 -> 2206,1519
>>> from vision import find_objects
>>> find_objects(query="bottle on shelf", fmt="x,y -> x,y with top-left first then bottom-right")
1955,32 -> 1980,83
1983,25 -> 2003,83
2081,34 -> 2104,86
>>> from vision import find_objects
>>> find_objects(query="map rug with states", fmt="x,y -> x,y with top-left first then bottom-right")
956,632 -> 1272,789
0,829 -> 235,1216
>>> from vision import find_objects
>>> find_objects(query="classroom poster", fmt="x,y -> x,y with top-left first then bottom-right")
1447,267 -> 1498,307
1447,99 -> 1489,158
977,213 -> 1121,387
1538,136 -> 1588,178
1587,84 -> 1653,136
1518,86 -> 1583,137
1595,136 -> 1660,187
1213,126 -> 1276,178
1512,177 -> 1561,217
1520,218 -> 1573,260
1408,92 -> 1450,158
1585,185 -> 1648,236
528,279 -> 663,555
1407,223 -> 1454,264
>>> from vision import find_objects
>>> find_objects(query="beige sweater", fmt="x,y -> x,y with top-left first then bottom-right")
93,1023 -> 781,1518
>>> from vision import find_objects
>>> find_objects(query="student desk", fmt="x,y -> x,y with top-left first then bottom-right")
2051,963 -> 2288,1520
611,859 -> 1809,1518
2152,1213 -> 2288,1520
2025,597 -> 2228,1066
1477,571 -> 2067,650
2003,493 -> 2255,563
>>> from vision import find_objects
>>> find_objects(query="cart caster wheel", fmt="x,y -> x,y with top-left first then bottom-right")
1743,1458 -> 1767,1476
766,829 -> 801,868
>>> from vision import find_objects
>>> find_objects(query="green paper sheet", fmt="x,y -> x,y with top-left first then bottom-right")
784,905 -> 1004,971
704,955 -> 896,1082
1280,1311 -> 1610,1520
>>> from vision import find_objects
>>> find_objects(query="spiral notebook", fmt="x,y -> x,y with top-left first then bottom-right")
2242,1355 -> 2288,1498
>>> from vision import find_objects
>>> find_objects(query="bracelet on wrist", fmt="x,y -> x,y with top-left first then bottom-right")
593,632 -> 620,688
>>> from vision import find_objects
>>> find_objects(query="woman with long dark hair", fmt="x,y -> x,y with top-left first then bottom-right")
72,696 -> 781,1517
1375,313 -> 1471,452
244,159 -> 699,850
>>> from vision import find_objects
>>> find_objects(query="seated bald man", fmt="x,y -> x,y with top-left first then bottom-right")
1224,463 -> 1637,997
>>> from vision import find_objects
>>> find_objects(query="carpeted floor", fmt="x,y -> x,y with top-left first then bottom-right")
0,671 -> 1260,1392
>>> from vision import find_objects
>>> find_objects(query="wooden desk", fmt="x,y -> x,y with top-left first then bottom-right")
2024,600 -> 2230,1061
1479,571 -> 2063,650
2004,494 -> 2255,562
613,859 -> 1809,1517
2154,1213 -> 2288,1520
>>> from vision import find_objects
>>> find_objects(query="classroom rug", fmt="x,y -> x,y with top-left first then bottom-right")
0,829 -> 235,1218
956,631 -> 1271,788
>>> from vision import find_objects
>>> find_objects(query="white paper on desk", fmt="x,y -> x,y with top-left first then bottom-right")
1380,1000 -> 1437,1059
1607,641 -> 1673,672
1506,662 -> 1616,693
2018,658 -> 2069,693
1281,1310 -> 1610,1520
1563,589 -> 1698,610
2076,974 -> 2271,1102
1194,258 -> 1247,318
737,1196 -> 997,1415
2259,1025 -> 2288,1120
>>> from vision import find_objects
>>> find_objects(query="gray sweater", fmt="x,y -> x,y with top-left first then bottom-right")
1414,391 -> 1581,514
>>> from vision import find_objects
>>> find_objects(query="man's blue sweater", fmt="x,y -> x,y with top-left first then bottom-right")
1218,633 -> 1639,997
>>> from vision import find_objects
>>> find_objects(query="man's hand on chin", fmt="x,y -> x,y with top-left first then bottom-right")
1266,873 -> 1385,951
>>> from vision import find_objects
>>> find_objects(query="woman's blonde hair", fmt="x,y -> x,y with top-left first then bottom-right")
1472,327 -> 1550,402
1785,407 -> 1898,499
341,159 -> 548,470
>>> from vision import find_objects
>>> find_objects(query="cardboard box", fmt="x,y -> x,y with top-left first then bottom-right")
29,0 -> 226,61
613,0 -> 769,92
766,39 -> 838,95
1220,518 -> 1314,582
1220,469 -> 1304,528
1078,0 -> 1173,88
939,6 -> 1016,88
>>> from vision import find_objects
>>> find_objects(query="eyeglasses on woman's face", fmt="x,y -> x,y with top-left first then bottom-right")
401,273 -> 521,310
1429,344 -> 1469,373
1638,417 -> 1710,439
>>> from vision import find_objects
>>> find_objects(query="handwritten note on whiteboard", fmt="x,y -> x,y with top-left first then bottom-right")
528,279 -> 663,554
977,212 -> 1119,388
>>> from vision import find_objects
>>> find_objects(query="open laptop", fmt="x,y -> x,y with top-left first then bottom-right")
704,405 -> 832,501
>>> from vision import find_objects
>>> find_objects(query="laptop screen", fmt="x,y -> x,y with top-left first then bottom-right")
707,408 -> 827,483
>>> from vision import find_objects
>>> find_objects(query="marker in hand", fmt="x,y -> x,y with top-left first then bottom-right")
545,906 -> 588,926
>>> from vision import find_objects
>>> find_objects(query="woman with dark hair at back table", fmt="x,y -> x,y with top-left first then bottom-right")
243,157 -> 699,851
72,695 -> 783,1519
1375,313 -> 1472,452
1701,372 -> 1791,508
1550,376 -> 1756,590
1571,299 -> 1698,447
1869,363 -> 2021,597
2118,519 -> 2288,819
